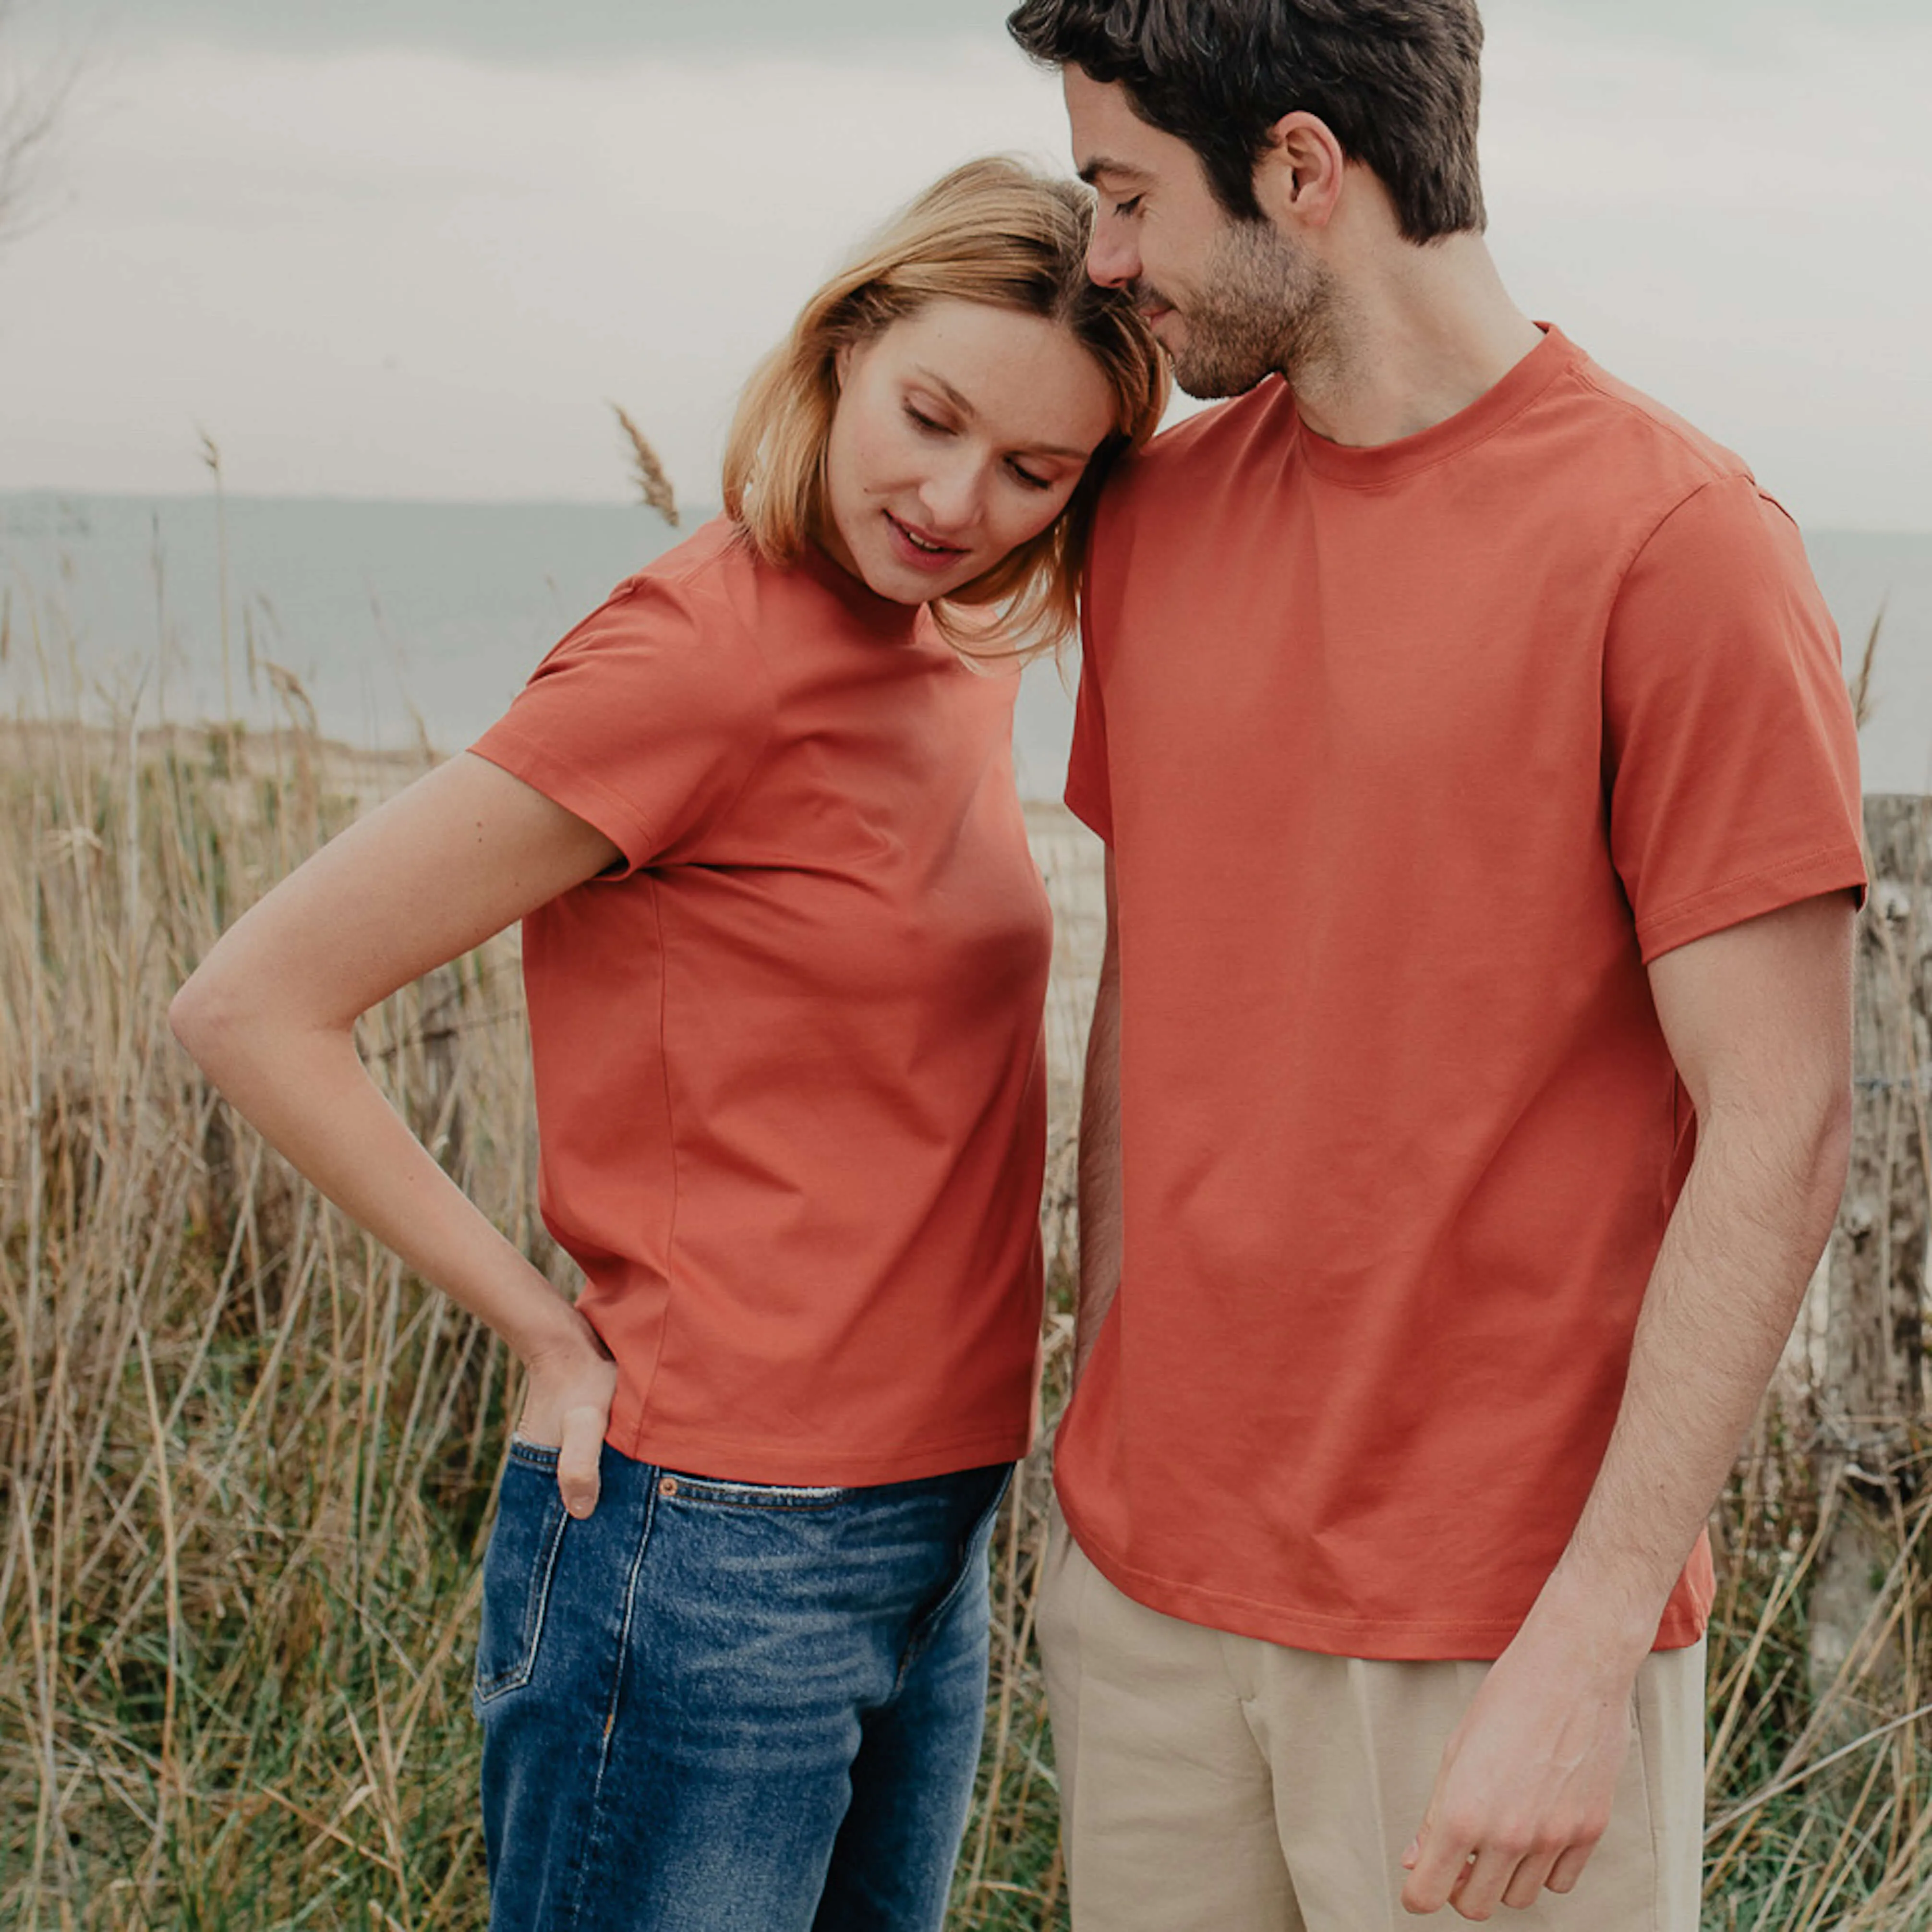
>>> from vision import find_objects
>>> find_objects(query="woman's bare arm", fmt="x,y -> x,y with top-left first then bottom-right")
170,751 -> 625,1516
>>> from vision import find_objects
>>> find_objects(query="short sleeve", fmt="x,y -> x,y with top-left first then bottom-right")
470,575 -> 773,876
1064,622 -> 1115,844
1602,474 -> 1866,962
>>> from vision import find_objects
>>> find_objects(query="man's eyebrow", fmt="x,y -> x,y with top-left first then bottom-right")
907,366 -> 1091,461
1077,156 -> 1151,188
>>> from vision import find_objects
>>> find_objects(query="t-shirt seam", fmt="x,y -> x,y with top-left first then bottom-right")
1292,349 -> 1576,492
1568,363 -> 1749,499
629,597 -> 776,1437
1595,472 -> 1784,845
474,724 -> 672,862
1606,471 -> 1757,598
554,535 -> 777,1448
1636,843 -> 1867,947
631,873 -> 679,1446
483,531 -> 781,867
655,568 -> 780,855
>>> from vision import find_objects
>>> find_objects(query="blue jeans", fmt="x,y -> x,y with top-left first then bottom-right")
474,1440 -> 1010,1932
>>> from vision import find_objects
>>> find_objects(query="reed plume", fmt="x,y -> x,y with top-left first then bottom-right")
610,403 -> 680,529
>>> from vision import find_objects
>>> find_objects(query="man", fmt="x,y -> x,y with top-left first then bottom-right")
1004,1 -> 1866,1925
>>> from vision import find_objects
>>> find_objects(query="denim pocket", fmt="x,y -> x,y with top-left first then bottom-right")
658,1471 -> 853,1512
474,1441 -> 570,1704
896,1463 -> 1013,1672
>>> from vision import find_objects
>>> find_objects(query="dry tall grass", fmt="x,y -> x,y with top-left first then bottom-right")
3,628 -> 1930,1926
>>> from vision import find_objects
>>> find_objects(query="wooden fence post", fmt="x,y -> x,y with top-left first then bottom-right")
1809,796 -> 1932,1710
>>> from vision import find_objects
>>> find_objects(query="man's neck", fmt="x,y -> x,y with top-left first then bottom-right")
1288,234 -> 1544,449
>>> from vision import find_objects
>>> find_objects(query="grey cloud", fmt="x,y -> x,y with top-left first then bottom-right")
58,0 -> 1011,61
39,0 -> 1917,65
1492,0 -> 1922,55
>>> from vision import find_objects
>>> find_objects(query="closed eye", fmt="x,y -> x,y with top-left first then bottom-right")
905,404 -> 951,435
1008,460 -> 1053,492
1111,194 -> 1143,218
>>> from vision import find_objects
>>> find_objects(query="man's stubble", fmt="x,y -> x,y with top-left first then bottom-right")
1154,217 -> 1342,402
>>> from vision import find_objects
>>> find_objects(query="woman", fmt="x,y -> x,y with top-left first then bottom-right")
170,157 -> 1166,1931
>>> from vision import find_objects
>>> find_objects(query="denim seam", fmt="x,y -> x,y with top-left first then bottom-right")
561,1467 -> 662,1932
662,1484 -> 850,1513
892,1470 -> 1011,1695
473,1479 -> 570,1705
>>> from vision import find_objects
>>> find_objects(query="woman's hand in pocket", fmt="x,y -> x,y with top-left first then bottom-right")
517,1333 -> 619,1520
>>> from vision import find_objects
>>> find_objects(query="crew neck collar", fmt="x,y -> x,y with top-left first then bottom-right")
794,535 -> 924,644
1293,323 -> 1577,487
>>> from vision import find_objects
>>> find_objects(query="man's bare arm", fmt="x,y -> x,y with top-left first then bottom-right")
1073,851 -> 1123,1388
1402,890 -> 1855,1920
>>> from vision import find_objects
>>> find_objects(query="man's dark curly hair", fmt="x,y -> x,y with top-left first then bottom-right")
1006,0 -> 1486,244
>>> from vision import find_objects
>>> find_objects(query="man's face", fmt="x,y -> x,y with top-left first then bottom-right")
1064,64 -> 1336,400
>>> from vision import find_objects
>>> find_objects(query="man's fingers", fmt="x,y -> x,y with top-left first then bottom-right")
1446,1842 -> 1520,1922
1403,1828 -> 1575,1920
1402,1799 -> 1435,1873
1498,1849 -> 1560,1913
1400,1821 -> 1472,1916
1545,1841 -> 1594,1895
555,1405 -> 604,1519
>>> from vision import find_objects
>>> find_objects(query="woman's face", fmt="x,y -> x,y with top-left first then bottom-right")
821,296 -> 1119,606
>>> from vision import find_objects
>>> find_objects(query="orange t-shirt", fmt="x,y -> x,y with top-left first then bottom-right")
1061,326 -> 1865,1660
472,518 -> 1051,1485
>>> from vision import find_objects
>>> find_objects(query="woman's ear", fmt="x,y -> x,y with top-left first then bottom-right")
833,339 -> 855,391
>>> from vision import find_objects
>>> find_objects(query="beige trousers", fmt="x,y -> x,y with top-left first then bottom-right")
1038,1505 -> 1704,1932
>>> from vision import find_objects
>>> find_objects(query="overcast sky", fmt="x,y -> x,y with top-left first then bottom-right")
2,0 -> 1926,528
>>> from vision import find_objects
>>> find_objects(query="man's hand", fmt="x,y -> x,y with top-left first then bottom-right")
1400,1614 -> 1639,1919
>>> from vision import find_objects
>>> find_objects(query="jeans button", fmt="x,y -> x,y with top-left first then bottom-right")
659,1476 -> 678,1497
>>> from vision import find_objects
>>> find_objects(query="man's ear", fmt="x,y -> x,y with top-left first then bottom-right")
1253,110 -> 1346,231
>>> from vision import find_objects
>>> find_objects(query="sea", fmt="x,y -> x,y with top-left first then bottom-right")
2,491 -> 1928,799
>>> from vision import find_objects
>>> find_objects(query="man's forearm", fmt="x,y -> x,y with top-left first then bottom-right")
1536,1083 -> 1850,1646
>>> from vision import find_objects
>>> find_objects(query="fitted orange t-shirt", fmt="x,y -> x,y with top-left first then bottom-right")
472,517 -> 1051,1485
1061,326 -> 1865,1660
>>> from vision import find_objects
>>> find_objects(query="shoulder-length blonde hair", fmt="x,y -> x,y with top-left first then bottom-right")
722,156 -> 1168,658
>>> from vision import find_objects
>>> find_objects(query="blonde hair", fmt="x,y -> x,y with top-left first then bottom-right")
722,156 -> 1169,657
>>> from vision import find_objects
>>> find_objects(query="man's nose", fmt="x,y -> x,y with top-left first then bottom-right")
1086,221 -> 1136,290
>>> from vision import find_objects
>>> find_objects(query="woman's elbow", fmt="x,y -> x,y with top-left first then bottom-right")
169,970 -> 217,1068
169,959 -> 256,1077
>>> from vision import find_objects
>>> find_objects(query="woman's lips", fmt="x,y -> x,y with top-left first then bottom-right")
883,510 -> 967,575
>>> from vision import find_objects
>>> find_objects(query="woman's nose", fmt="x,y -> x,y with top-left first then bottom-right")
918,457 -> 984,532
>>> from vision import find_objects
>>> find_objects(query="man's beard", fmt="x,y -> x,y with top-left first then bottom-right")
1150,219 -> 1338,401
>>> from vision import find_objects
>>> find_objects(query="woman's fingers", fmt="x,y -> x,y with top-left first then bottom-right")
555,1401 -> 606,1520
518,1338 -> 617,1520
